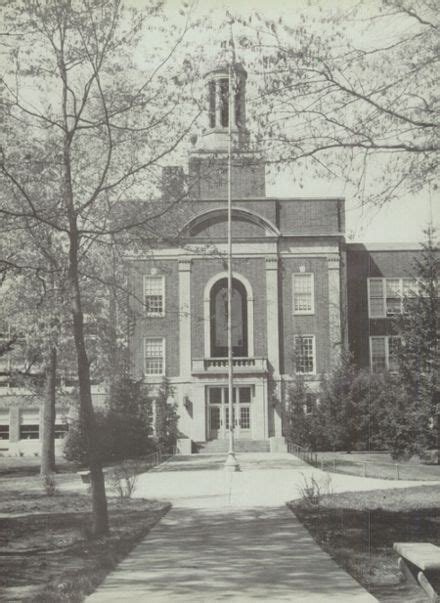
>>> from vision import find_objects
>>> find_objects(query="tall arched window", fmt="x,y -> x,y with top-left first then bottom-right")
210,278 -> 248,357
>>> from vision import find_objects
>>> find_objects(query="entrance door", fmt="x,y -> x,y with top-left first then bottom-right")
207,386 -> 252,440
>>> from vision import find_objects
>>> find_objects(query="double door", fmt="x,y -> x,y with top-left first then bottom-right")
208,386 -> 251,440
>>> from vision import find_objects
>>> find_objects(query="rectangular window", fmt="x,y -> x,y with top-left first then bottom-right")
368,278 -> 386,318
370,336 -> 401,372
386,279 -> 402,315
294,335 -> 316,374
144,276 -> 165,317
144,338 -> 165,376
293,273 -> 314,314
0,411 -> 9,440
19,409 -> 40,440
368,277 -> 419,318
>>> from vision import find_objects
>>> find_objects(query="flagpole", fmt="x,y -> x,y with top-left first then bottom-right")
224,15 -> 240,472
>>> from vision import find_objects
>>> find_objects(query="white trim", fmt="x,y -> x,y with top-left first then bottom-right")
292,272 -> 315,315
143,275 -> 165,317
203,271 -> 254,358
143,337 -> 166,377
369,335 -> 401,372
367,278 -> 386,318
180,206 -> 281,238
293,334 -> 316,375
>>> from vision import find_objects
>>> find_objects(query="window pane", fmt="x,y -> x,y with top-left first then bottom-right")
402,279 -> 418,297
240,406 -> 250,429
388,337 -> 401,372
239,387 -> 251,404
371,337 -> 386,372
293,274 -> 313,313
294,336 -> 315,374
369,278 -> 385,317
144,277 -> 164,315
144,338 -> 164,375
209,387 -> 222,405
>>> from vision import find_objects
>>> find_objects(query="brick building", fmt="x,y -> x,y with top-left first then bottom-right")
0,60 -> 426,455
126,61 -> 423,451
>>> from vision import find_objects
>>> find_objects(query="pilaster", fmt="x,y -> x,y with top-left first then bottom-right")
327,255 -> 342,364
178,259 -> 192,378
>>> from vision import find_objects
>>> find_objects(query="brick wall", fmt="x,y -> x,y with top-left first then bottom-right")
190,257 -> 267,360
346,245 -> 423,368
280,256 -> 331,376
189,155 -> 266,199
130,259 -> 180,378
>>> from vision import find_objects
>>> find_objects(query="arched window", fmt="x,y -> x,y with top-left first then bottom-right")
210,278 -> 248,357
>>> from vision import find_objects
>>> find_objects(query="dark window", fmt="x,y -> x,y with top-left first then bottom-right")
55,423 -> 68,439
20,424 -> 39,439
235,88 -> 242,126
210,278 -> 248,357
208,80 -> 216,128
0,425 -> 9,440
219,79 -> 229,128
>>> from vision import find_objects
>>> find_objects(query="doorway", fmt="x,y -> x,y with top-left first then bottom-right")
207,386 -> 252,440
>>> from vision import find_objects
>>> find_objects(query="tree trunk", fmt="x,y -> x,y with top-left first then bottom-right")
70,245 -> 109,535
40,347 -> 57,476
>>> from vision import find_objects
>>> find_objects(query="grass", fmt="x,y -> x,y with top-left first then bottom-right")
309,451 -> 440,481
0,484 -> 170,601
289,484 -> 440,602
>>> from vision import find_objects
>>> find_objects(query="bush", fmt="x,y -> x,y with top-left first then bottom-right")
64,377 -> 156,465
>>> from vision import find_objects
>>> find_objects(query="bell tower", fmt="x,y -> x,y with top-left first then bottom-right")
200,62 -> 250,153
188,58 -> 265,200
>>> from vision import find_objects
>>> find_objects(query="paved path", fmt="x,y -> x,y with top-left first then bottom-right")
87,452 -> 433,602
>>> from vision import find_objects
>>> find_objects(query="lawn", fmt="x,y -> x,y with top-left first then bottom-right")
308,451 -> 440,481
289,484 -> 440,602
0,472 -> 170,602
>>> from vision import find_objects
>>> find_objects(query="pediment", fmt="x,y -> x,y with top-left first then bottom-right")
181,208 -> 279,239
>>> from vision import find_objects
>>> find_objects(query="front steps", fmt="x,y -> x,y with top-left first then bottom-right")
195,439 -> 270,454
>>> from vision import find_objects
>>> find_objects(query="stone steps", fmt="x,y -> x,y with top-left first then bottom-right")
195,439 -> 270,454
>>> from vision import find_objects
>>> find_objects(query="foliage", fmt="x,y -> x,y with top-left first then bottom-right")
0,0 -> 197,535
297,472 -> 332,508
283,376 -> 316,448
64,376 -> 155,465
41,473 -> 57,496
245,0 -> 440,205
154,377 -> 179,452
109,460 -> 140,499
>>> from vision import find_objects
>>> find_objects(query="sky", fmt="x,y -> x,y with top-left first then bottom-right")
153,0 -> 439,244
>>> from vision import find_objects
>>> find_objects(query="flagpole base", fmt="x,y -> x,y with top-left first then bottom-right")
224,451 -> 240,472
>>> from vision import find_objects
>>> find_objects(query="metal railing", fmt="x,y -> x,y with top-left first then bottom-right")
192,357 -> 268,373
285,443 -> 434,480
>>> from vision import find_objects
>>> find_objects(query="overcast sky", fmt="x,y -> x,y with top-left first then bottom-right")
155,0 -> 439,244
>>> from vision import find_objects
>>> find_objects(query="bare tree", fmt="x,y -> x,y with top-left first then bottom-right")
0,0 -> 198,535
242,0 -> 439,205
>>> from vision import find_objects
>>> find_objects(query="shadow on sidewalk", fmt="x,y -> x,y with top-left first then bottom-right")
89,506 -> 375,602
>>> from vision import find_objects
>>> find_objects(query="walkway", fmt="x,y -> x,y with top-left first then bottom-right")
87,452 -> 430,602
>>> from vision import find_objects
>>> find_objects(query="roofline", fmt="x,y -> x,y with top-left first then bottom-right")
190,196 -> 346,203
347,242 -> 423,251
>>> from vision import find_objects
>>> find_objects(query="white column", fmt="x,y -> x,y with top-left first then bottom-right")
265,256 -> 281,437
265,256 -> 280,374
327,255 -> 342,365
178,259 -> 192,378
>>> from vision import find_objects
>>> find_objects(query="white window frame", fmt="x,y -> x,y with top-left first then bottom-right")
293,335 -> 316,375
369,335 -> 401,372
143,275 -> 165,317
144,337 -> 165,377
292,273 -> 315,315
368,277 -> 418,318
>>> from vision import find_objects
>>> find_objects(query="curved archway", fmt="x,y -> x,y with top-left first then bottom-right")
180,207 -> 280,239
210,277 -> 248,357
203,271 -> 254,358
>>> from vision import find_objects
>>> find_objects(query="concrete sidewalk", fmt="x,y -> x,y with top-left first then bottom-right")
85,453 -> 392,601
87,505 -> 376,602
